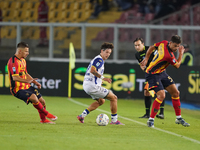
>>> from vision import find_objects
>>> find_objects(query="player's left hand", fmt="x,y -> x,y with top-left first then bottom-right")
103,78 -> 112,83
35,82 -> 41,89
33,79 -> 41,89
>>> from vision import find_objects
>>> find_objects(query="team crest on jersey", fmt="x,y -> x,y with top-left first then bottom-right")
96,62 -> 100,67
12,67 -> 16,72
156,82 -> 159,85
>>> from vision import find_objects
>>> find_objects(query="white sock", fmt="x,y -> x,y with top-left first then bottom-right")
81,109 -> 90,118
176,115 -> 182,119
149,117 -> 154,120
111,114 -> 117,122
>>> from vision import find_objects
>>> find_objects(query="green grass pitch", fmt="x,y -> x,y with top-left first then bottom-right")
0,95 -> 200,150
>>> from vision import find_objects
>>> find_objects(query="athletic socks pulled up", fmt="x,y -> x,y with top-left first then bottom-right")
81,108 -> 90,118
150,98 -> 162,118
33,101 -> 48,116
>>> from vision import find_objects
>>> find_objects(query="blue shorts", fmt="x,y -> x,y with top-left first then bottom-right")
145,71 -> 175,93
14,86 -> 42,105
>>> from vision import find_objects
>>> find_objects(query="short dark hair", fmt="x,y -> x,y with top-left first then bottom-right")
171,35 -> 182,44
17,42 -> 29,48
133,37 -> 144,44
101,42 -> 114,50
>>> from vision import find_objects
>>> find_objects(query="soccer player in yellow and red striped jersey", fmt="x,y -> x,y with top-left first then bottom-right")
7,42 -> 58,124
140,35 -> 190,127
134,37 -> 165,119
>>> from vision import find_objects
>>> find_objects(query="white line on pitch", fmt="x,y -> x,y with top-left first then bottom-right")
68,98 -> 200,145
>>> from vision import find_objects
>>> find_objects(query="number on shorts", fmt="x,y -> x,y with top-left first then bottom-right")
34,89 -> 39,96
168,76 -> 173,82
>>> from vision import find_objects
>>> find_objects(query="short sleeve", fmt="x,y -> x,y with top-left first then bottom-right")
92,58 -> 104,69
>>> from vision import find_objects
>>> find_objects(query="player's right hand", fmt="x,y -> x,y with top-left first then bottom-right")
178,45 -> 185,55
140,58 -> 147,68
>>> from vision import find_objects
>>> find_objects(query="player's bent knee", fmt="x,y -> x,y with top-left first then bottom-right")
111,95 -> 117,102
29,94 -> 39,103
106,91 -> 117,101
98,99 -> 105,105
158,95 -> 165,101
114,95 -> 118,101
39,97 -> 46,106
157,91 -> 165,100
172,90 -> 180,97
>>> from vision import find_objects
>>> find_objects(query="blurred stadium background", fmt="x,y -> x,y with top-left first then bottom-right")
0,0 -> 200,64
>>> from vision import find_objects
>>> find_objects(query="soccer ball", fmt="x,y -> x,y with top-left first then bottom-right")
96,114 -> 109,126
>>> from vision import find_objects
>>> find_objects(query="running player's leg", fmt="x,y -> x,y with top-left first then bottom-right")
30,94 -> 57,123
38,97 -> 57,122
165,84 -> 190,127
37,97 -> 46,122
165,84 -> 180,115
77,84 -> 107,123
88,98 -> 105,111
77,98 -> 105,123
156,100 -> 165,119
146,73 -> 165,127
106,91 -> 124,125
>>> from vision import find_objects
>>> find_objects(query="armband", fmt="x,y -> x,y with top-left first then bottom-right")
100,76 -> 104,79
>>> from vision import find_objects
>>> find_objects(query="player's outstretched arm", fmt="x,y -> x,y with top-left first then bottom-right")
26,73 -> 41,89
140,45 -> 155,67
13,75 -> 33,83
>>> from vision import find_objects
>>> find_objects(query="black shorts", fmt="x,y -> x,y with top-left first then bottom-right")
14,86 -> 42,105
145,71 -> 175,93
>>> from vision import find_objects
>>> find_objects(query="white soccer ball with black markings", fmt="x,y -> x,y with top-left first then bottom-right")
96,114 -> 109,126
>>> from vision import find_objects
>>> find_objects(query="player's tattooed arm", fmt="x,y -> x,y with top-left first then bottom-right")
90,66 -> 112,83
90,66 -> 101,78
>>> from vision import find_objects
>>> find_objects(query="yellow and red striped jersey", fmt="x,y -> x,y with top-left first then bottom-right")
7,55 -> 31,94
145,40 -> 177,74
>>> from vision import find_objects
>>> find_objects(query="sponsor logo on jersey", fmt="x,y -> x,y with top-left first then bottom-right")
96,62 -> 100,67
12,67 -> 16,72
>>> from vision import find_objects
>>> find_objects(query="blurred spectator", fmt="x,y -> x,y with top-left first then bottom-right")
37,0 -> 48,47
181,44 -> 193,66
115,0 -> 134,11
138,0 -> 163,15
137,0 -> 149,14
154,0 -> 180,19
146,0 -> 163,15
89,0 -> 109,19
0,8 -> 2,45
